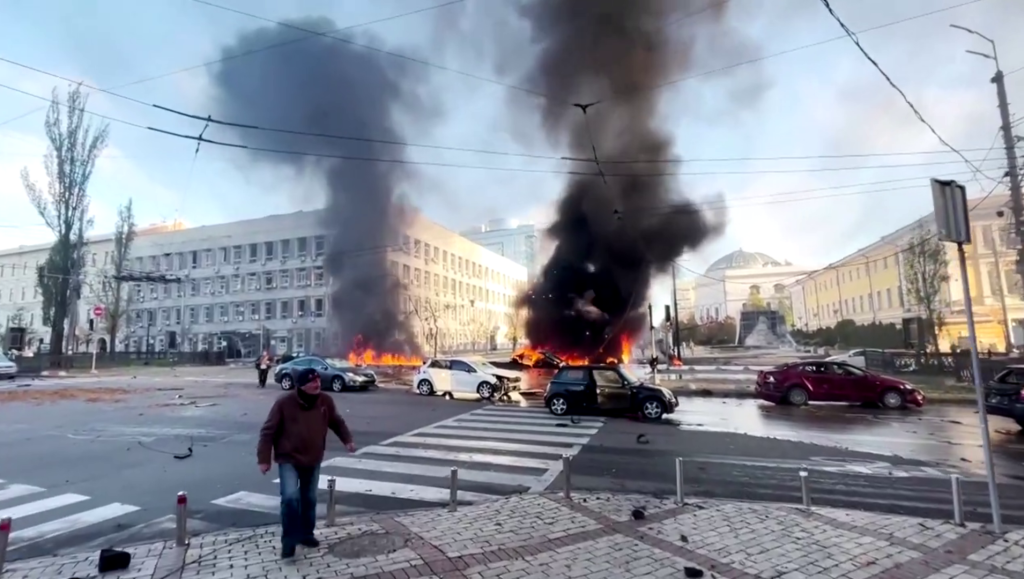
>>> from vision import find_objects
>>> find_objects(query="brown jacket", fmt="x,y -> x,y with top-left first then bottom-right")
257,392 -> 353,467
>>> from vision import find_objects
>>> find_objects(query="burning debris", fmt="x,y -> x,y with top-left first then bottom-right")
208,16 -> 427,362
512,335 -> 632,368
347,336 -> 423,367
506,0 -> 736,361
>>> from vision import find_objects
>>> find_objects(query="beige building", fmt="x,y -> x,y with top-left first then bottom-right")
787,192 -> 1022,351
674,275 -> 696,321
0,210 -> 527,357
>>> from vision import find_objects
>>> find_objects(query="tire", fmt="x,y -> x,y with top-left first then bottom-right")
281,375 -> 294,390
331,376 -> 345,393
416,379 -> 434,396
548,395 -> 569,416
477,382 -> 495,400
880,389 -> 905,410
786,386 -> 809,406
640,398 -> 666,420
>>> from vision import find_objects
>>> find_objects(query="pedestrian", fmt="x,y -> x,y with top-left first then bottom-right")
256,350 -> 272,388
257,367 -> 356,559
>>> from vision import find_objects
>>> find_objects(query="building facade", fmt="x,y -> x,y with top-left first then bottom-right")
0,210 -> 527,358
787,193 -> 1023,351
674,275 -> 696,321
460,219 -> 539,280
694,250 -> 814,323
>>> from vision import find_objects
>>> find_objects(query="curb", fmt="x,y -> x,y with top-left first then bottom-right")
669,387 -> 977,405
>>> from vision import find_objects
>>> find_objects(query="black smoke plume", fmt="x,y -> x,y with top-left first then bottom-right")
514,0 -> 727,359
208,18 -> 426,356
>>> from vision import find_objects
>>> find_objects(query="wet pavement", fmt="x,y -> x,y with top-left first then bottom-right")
664,398 -> 1024,482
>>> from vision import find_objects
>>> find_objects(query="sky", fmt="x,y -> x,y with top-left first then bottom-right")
1,0 -> 1022,307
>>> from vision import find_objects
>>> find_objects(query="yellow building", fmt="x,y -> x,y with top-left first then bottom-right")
788,193 -> 1021,351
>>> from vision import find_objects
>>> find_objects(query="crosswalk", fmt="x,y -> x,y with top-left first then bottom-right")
211,405 -> 605,516
0,479 -> 140,552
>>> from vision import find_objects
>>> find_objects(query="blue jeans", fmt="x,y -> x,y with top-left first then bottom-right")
278,463 -> 320,547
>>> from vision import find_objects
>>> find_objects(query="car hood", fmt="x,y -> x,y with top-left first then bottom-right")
339,368 -> 376,378
488,368 -> 522,380
635,383 -> 673,398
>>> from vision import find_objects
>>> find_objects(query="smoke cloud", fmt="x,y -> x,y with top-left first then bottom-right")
208,17 -> 426,355
513,0 -> 732,359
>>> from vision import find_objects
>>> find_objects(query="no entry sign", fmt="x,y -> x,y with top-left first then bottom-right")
92,305 -> 105,318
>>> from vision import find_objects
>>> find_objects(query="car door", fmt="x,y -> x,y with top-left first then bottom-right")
426,359 -> 452,392
846,350 -> 866,368
798,362 -> 837,401
309,357 -> 332,382
827,362 -> 870,402
448,360 -> 478,394
593,368 -> 631,411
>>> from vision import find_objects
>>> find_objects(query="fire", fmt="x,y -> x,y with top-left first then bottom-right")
512,336 -> 635,367
346,336 -> 423,367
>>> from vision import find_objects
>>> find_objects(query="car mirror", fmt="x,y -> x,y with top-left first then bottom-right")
318,365 -> 328,371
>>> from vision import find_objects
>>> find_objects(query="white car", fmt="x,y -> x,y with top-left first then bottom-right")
826,348 -> 883,368
0,352 -> 17,379
414,357 -> 523,400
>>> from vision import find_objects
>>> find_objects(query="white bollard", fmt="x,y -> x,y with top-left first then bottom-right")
675,458 -> 685,504
799,467 -> 811,508
951,474 -> 964,526
448,468 -> 458,512
175,492 -> 188,547
326,477 -> 337,526
562,454 -> 572,500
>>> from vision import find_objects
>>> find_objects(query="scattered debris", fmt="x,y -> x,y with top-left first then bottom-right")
0,387 -> 130,404
630,508 -> 646,521
684,566 -> 704,578
679,533 -> 689,543
570,416 -> 581,425
636,434 -> 649,444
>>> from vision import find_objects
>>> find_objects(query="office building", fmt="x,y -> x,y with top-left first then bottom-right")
460,219 -> 540,280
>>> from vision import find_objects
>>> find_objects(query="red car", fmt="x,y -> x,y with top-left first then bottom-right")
755,361 -> 926,409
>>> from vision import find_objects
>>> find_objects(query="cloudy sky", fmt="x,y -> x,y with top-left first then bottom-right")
0,0 -> 1021,302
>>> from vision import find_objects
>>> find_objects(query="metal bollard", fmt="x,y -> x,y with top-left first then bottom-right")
951,474 -> 964,526
449,467 -> 458,512
799,467 -> 811,508
675,458 -> 685,504
0,516 -> 11,574
326,477 -> 337,526
175,492 -> 188,547
562,454 -> 572,500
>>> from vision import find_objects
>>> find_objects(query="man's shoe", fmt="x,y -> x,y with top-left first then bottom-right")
298,537 -> 320,548
281,544 -> 296,559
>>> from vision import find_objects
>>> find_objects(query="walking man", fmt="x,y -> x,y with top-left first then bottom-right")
256,350 -> 272,388
257,367 -> 356,558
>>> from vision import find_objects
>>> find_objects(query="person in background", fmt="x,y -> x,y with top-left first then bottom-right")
257,367 -> 356,559
256,350 -> 272,388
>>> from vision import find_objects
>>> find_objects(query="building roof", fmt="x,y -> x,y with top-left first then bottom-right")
706,249 -> 783,273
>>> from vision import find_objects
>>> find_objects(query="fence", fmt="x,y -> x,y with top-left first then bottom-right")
11,350 -> 227,374
863,350 -> 1021,384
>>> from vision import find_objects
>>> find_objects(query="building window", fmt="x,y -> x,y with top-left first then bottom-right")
249,302 -> 259,320
311,266 -> 324,287
280,270 -> 291,288
233,303 -> 245,321
173,307 -> 182,325
313,329 -> 323,350
313,297 -> 324,317
279,300 -> 291,319
202,250 -> 213,267
231,245 -> 242,264
280,239 -> 291,259
313,236 -> 325,259
248,243 -> 259,264
246,273 -> 259,292
203,305 -> 212,323
160,308 -> 170,325
296,237 -> 308,258
859,295 -> 865,312
296,268 -> 309,287
187,306 -> 197,324
296,298 -> 307,318
263,271 -> 276,289
886,288 -> 893,308
263,300 -> 275,320
210,277 -> 221,294
218,247 -> 228,264
402,264 -> 411,283
217,304 -> 228,321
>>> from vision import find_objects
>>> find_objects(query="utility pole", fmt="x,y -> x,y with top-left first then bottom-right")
990,236 -> 1013,352
671,263 -> 681,360
951,25 -> 1023,289
864,256 -> 877,322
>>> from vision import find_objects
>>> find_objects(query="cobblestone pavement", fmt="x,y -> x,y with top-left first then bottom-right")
3,492 -> 1020,579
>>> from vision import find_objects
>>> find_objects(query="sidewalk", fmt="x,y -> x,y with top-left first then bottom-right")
5,492 -> 1018,579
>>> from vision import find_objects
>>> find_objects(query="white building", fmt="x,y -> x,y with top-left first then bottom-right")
0,210 -> 527,357
674,275 -> 696,321
460,219 -> 540,280
694,249 -> 814,322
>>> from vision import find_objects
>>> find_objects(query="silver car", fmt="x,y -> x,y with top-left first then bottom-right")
0,352 -> 17,379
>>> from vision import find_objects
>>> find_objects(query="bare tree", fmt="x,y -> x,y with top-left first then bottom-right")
903,227 -> 949,351
412,298 -> 444,357
504,308 -> 524,350
6,307 -> 28,329
22,84 -> 108,355
91,199 -> 136,352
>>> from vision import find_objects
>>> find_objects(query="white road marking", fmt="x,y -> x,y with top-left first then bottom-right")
270,474 -> 499,504
212,491 -> 280,514
0,494 -> 89,519
0,484 -> 44,503
359,445 -> 558,470
321,456 -> 540,487
443,420 -> 600,435
421,427 -> 593,445
461,414 -> 605,428
9,503 -> 140,548
393,435 -> 577,455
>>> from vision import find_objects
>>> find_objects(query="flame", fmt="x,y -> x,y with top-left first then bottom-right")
512,336 -> 635,368
670,357 -> 683,367
346,336 -> 423,366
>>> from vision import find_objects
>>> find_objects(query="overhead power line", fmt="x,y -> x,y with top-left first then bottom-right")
818,0 -> 997,183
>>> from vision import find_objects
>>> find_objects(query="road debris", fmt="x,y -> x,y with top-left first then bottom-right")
0,387 -> 130,404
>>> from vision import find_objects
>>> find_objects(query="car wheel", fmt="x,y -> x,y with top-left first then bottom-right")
417,379 -> 434,396
641,398 -> 666,420
785,386 -> 809,406
331,376 -> 345,393
477,382 -> 495,400
281,375 -> 294,390
548,395 -> 569,416
880,389 -> 905,410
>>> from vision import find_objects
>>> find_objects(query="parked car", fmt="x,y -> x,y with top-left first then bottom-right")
984,365 -> 1024,429
273,355 -> 377,391
544,364 -> 678,420
0,352 -> 16,379
414,356 -> 522,400
755,361 -> 925,409
825,348 -> 884,368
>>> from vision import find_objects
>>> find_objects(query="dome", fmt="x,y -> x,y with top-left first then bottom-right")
706,249 -> 783,273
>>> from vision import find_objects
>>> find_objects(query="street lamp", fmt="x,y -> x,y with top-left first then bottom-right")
949,24 -> 999,66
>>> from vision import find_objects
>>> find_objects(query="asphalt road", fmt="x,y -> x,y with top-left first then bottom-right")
570,397 -> 1024,526
4,368 -> 1024,561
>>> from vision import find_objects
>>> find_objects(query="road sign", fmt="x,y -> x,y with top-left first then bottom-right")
92,305 -> 105,318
